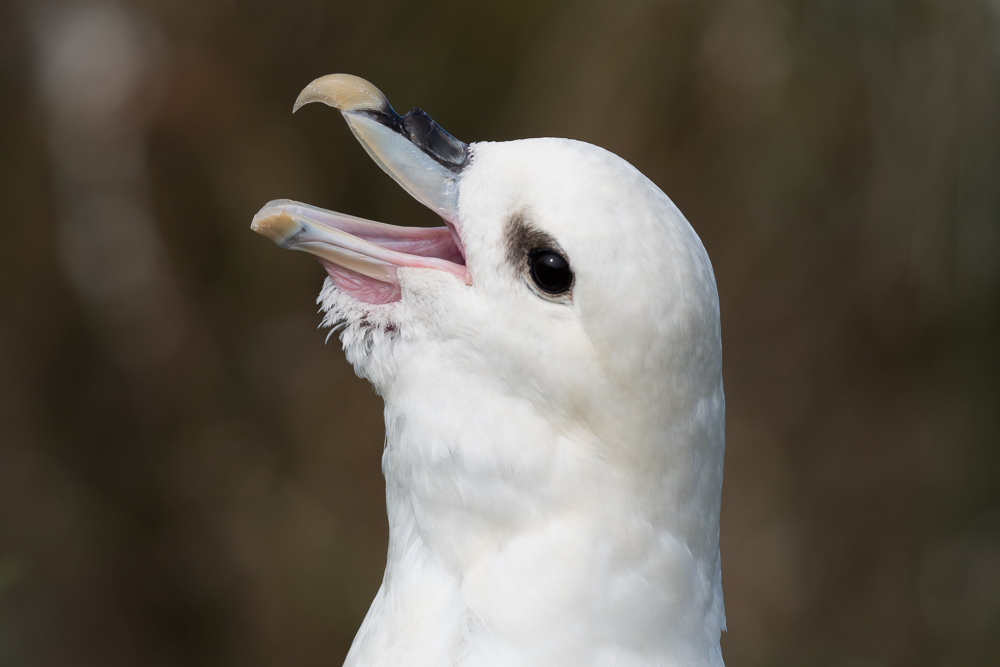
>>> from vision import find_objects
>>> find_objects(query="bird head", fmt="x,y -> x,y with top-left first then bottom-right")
252,75 -> 722,470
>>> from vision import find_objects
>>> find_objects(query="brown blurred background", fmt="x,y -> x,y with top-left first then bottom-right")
1,0 -> 998,665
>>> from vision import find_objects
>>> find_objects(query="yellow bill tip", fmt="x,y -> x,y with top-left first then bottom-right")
251,207 -> 301,246
292,73 -> 389,114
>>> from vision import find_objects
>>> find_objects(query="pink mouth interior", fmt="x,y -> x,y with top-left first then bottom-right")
320,225 -> 466,305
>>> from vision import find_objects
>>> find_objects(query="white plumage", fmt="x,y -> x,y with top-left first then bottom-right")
254,75 -> 726,667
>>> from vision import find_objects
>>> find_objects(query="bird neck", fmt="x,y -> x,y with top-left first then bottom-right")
345,370 -> 726,667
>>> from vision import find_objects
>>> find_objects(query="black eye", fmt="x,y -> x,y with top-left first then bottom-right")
528,249 -> 573,295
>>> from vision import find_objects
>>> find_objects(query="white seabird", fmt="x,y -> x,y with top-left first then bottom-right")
252,74 -> 726,667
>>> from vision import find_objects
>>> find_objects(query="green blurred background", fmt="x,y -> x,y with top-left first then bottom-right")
1,0 -> 998,665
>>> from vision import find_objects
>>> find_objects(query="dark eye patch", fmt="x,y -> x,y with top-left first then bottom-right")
504,211 -> 574,300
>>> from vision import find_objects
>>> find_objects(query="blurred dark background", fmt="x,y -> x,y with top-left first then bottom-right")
1,0 -> 998,665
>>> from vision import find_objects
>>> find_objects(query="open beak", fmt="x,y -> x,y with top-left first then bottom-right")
251,74 -> 471,304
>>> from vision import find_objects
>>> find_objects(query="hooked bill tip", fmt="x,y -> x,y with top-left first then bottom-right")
251,207 -> 301,246
292,73 -> 389,114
